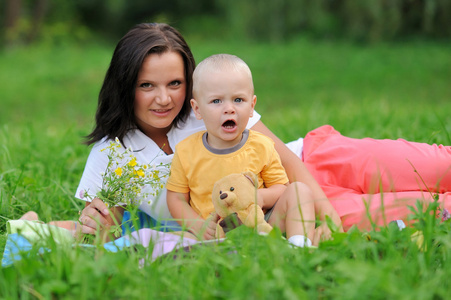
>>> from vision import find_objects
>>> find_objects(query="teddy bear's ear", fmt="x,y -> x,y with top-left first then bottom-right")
242,171 -> 257,187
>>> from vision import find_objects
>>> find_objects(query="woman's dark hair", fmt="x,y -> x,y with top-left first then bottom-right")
85,23 -> 195,145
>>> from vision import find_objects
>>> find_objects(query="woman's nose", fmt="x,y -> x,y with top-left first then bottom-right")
155,88 -> 171,105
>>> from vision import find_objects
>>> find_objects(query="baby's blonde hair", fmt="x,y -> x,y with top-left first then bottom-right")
192,54 -> 253,98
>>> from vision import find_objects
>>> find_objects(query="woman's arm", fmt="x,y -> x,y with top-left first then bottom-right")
251,121 -> 343,230
167,190 -> 217,240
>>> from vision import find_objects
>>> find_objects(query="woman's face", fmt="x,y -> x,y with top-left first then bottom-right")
134,51 -> 186,137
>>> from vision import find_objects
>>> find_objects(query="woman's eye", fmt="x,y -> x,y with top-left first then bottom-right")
140,83 -> 152,88
234,98 -> 243,103
170,80 -> 181,87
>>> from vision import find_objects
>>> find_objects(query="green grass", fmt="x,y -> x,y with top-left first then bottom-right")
1,37 -> 451,298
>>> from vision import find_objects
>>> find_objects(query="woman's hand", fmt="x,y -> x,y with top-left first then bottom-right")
312,223 -> 332,246
312,220 -> 344,246
79,198 -> 124,235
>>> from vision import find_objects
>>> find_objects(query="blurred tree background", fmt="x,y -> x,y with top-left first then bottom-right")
2,0 -> 451,47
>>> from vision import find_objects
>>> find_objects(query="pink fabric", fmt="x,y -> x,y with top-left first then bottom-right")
127,229 -> 224,261
128,229 -> 199,260
303,125 -> 451,230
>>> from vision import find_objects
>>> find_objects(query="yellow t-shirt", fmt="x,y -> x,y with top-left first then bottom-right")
166,129 -> 289,219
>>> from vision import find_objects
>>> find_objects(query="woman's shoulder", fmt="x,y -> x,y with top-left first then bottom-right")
123,129 -> 155,150
87,130 -> 145,154
86,137 -> 111,158
87,129 -> 160,160
168,110 -> 206,145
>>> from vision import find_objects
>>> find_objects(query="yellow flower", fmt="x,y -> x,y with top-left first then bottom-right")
114,167 -> 123,176
129,158 -> 137,167
136,169 -> 145,177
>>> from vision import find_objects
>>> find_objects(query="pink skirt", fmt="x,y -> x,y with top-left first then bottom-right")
303,125 -> 451,230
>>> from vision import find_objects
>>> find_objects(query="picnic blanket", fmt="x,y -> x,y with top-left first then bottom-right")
2,220 -> 221,267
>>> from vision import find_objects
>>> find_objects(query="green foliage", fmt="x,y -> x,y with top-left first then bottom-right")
215,0 -> 451,42
0,43 -> 111,235
1,38 -> 451,297
74,0 -> 216,40
3,0 -> 451,47
0,125 -> 87,224
2,214 -> 451,299
2,1 -> 93,47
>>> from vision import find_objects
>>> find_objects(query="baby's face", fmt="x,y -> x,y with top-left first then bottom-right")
191,68 -> 256,149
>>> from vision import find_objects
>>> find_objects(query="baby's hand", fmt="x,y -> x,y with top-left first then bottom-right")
256,189 -> 265,208
202,213 -> 220,240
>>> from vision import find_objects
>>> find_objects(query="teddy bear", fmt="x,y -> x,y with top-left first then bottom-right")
212,171 -> 273,238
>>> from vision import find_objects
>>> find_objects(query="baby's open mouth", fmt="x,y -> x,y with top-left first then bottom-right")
222,120 -> 236,129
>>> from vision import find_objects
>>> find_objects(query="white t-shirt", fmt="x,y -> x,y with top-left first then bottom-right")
75,110 -> 267,221
286,137 -> 304,158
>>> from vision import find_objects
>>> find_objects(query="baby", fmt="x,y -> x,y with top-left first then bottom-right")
167,54 -> 316,247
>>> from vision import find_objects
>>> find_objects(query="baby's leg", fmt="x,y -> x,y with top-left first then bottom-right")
267,182 -> 316,242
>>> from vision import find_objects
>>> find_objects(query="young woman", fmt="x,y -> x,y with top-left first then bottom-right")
76,22 -> 450,243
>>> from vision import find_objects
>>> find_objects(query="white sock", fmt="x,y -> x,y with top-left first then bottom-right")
288,235 -> 312,248
393,220 -> 406,231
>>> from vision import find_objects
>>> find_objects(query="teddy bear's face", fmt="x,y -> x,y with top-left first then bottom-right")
216,186 -> 242,215
212,172 -> 257,218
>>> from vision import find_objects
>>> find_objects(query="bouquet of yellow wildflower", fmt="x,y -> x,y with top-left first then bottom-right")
91,138 -> 168,209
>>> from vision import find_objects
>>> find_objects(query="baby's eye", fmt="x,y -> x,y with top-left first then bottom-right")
234,98 -> 243,103
212,99 -> 221,104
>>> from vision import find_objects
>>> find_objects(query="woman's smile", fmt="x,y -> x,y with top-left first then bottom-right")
151,108 -> 173,115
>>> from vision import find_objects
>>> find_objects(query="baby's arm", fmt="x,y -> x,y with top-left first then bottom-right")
257,184 -> 287,210
167,190 -> 218,240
